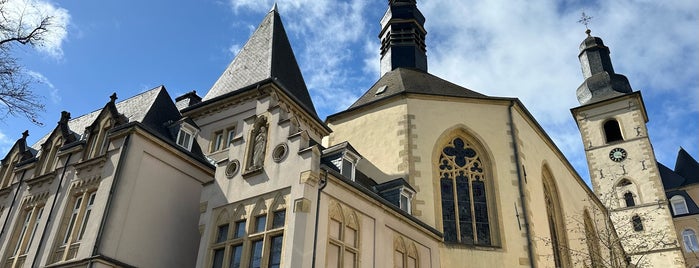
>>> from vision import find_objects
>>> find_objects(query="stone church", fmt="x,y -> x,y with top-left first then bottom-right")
0,1 -> 694,267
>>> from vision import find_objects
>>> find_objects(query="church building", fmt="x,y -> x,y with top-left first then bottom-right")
0,1 -> 693,267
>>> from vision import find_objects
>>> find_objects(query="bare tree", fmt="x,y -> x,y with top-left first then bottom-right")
539,189 -> 686,268
0,0 -> 61,125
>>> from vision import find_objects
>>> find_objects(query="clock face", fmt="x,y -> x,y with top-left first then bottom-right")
609,148 -> 627,162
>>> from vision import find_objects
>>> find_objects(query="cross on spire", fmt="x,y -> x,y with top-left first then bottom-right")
578,11 -> 593,36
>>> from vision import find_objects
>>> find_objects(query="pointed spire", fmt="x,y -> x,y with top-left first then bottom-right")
575,32 -> 633,105
270,2 -> 278,13
379,0 -> 427,76
110,92 -> 118,103
204,6 -> 317,116
21,130 -> 29,139
675,148 -> 699,182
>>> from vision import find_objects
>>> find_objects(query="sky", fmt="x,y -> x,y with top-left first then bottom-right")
0,0 -> 697,184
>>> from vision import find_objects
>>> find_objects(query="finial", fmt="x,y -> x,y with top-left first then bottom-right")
22,130 -> 29,139
578,11 -> 593,36
270,2 -> 278,13
109,92 -> 118,103
59,111 -> 71,124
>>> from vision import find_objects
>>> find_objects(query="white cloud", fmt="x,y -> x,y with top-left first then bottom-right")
227,0 -> 698,176
26,70 -> 60,103
0,0 -> 70,58
0,130 -> 13,157
229,0 -> 375,113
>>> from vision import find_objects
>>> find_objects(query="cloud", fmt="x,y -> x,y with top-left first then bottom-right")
0,130 -> 13,157
26,70 -> 60,103
0,0 -> 70,58
228,0 -> 375,113
227,0 -> 698,177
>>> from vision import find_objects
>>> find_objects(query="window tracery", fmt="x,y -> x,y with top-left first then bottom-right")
438,137 -> 490,245
327,201 -> 359,268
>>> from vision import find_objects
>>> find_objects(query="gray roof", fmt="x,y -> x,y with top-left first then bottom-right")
346,68 -> 489,111
203,9 -> 316,116
33,86 -> 166,150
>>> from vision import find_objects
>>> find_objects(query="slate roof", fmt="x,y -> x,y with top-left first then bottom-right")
659,162 -> 686,190
675,148 -> 699,183
203,8 -> 316,116
32,87 -> 165,150
346,68 -> 490,111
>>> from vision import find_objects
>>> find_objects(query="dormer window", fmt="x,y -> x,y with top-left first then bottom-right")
177,129 -> 193,150
671,195 -> 689,215
399,188 -> 414,214
341,157 -> 356,181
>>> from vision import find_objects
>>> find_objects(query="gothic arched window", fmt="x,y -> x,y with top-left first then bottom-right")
603,120 -> 623,143
438,137 -> 490,245
543,167 -> 571,268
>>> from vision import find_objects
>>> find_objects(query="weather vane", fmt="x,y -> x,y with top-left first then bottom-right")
578,11 -> 593,36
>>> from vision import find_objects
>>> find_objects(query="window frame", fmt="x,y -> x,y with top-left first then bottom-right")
683,229 -> 699,252
7,204 -> 45,263
437,136 -> 493,246
327,202 -> 360,268
671,195 -> 689,215
177,128 -> 194,151
209,197 -> 287,268
53,191 -> 97,263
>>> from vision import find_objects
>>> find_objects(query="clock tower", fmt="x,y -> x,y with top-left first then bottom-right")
571,30 -> 685,267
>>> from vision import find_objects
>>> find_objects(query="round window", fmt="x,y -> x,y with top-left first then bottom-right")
225,160 -> 240,178
272,143 -> 288,162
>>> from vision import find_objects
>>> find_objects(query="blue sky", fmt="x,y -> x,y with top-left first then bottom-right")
0,0 -> 697,184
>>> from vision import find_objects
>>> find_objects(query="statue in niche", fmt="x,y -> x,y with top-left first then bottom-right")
249,116 -> 268,170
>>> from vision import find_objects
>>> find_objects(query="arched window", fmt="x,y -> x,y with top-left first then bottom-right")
617,179 -> 632,187
603,120 -> 623,143
327,201 -> 359,268
683,229 -> 699,252
623,192 -> 635,207
583,210 -> 602,267
438,137 -> 491,245
671,195 -> 689,215
632,215 -> 643,231
543,168 -> 571,267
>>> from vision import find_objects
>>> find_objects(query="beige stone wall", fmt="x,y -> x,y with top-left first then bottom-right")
194,85 -> 326,268
328,95 -> 613,267
316,175 -> 441,268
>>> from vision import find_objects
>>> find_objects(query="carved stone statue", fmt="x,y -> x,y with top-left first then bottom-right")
252,125 -> 267,168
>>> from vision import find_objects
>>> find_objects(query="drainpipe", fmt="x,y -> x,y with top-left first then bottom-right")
0,169 -> 27,238
31,152 -> 73,267
509,101 -> 536,268
89,133 -> 132,268
311,169 -> 328,268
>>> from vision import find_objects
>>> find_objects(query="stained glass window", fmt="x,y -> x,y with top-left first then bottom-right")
438,137 -> 491,245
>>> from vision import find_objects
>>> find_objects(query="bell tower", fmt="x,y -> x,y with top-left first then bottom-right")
571,30 -> 685,267
379,0 -> 427,76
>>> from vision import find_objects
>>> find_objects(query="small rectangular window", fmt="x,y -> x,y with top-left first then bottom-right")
177,129 -> 193,150
213,131 -> 224,152
400,192 -> 410,213
254,215 -> 267,233
226,128 -> 236,146
272,210 -> 286,229
269,235 -> 284,268
212,248 -> 225,268
234,220 -> 246,238
216,224 -> 229,243
230,244 -> 243,268
249,240 -> 264,268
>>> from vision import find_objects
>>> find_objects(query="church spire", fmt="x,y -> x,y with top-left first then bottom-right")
379,0 -> 427,76
204,4 -> 317,116
575,30 -> 633,105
